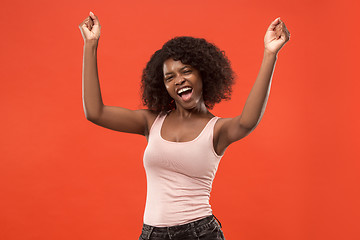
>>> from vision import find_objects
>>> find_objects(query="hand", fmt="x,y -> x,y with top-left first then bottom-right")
264,17 -> 290,55
79,11 -> 101,43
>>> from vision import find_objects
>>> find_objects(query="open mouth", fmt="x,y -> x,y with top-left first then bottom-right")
177,87 -> 193,101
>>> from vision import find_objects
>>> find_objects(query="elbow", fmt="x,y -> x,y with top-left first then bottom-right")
84,111 -> 101,123
83,104 -> 103,123
86,116 -> 101,124
85,114 -> 94,123
82,100 -> 104,123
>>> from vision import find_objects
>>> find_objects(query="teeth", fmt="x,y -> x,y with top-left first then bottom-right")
177,87 -> 192,94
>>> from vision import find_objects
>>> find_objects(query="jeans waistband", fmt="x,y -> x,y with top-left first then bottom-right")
142,214 -> 222,232
141,215 -> 223,240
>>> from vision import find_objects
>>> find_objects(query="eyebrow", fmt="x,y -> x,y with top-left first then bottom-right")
164,66 -> 190,76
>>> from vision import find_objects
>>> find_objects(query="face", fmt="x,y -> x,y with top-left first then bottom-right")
163,58 -> 204,110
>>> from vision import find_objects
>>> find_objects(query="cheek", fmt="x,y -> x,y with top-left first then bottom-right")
164,83 -> 171,92
164,83 -> 174,97
195,79 -> 203,93
192,73 -> 203,91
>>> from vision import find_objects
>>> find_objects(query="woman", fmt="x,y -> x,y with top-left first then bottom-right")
79,11 -> 290,240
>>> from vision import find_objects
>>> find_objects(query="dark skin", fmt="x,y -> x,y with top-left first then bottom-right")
161,59 -> 213,143
79,12 -> 290,156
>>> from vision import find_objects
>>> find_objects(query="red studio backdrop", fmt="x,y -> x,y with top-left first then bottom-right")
1,0 -> 359,239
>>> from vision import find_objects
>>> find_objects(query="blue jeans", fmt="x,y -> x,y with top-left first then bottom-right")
139,215 -> 225,240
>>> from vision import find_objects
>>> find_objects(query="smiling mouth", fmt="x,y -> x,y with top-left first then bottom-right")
177,87 -> 193,101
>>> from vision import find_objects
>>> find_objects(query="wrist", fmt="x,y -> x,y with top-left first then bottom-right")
84,39 -> 99,48
264,48 -> 278,59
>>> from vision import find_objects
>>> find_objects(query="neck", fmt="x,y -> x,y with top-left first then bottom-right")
173,102 -> 209,118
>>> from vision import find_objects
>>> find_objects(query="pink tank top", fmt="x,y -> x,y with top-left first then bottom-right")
143,112 -> 223,227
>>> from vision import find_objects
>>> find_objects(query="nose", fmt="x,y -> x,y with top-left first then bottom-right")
175,76 -> 185,85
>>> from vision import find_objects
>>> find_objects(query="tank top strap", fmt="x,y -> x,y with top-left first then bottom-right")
208,116 -> 220,128
201,116 -> 220,138
148,112 -> 167,136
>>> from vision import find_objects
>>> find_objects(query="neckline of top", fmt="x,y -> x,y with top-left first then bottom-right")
159,113 -> 217,144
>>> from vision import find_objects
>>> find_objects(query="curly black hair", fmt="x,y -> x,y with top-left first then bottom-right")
141,36 -> 235,112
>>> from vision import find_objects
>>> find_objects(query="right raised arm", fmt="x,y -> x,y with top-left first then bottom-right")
79,12 -> 155,136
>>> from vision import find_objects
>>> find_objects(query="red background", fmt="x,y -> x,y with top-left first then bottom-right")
1,0 -> 359,239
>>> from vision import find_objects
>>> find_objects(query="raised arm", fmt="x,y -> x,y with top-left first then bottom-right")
215,17 -> 290,154
79,12 -> 154,136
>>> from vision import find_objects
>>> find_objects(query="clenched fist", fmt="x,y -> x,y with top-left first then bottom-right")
79,11 -> 101,43
264,17 -> 290,55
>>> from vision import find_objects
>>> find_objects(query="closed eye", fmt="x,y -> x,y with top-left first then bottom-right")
165,76 -> 173,81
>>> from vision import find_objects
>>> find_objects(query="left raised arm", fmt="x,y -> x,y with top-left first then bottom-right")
216,17 -> 290,153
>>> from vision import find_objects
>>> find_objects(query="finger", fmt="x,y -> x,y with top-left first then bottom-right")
79,17 -> 91,29
85,20 -> 92,31
279,21 -> 290,41
78,17 -> 87,29
88,18 -> 94,29
284,28 -> 291,41
267,17 -> 281,31
89,11 -> 101,27
278,20 -> 289,32
278,27 -> 290,42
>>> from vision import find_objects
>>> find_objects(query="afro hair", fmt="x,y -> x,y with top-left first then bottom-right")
141,36 -> 235,112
